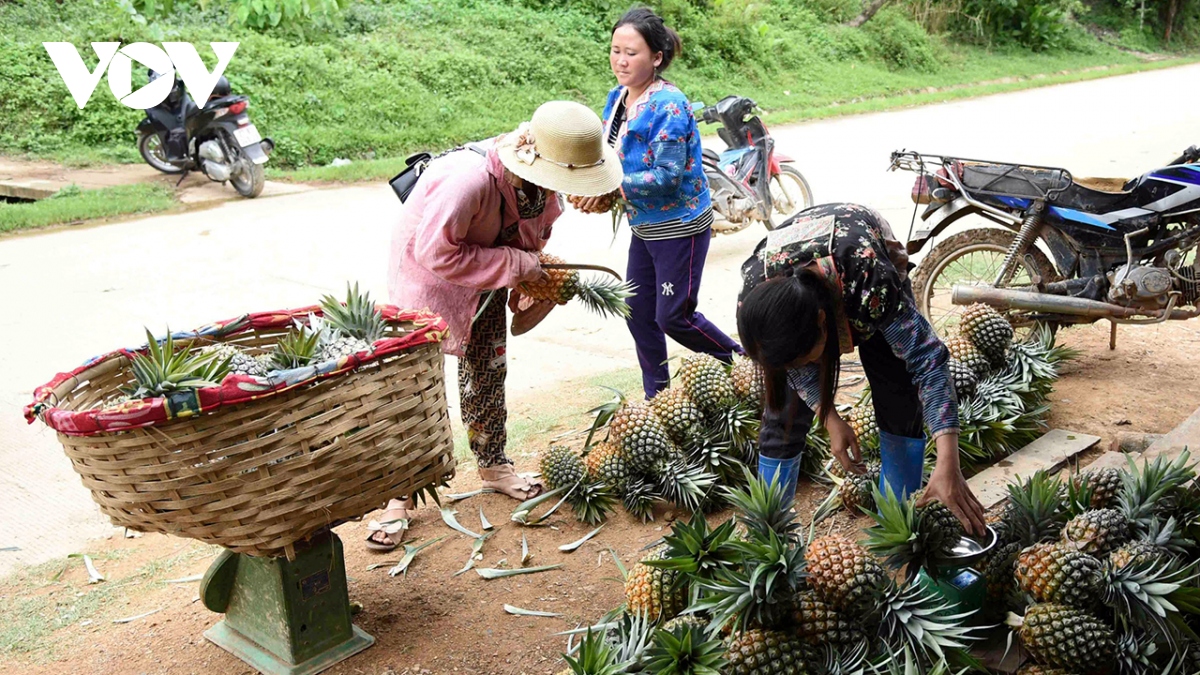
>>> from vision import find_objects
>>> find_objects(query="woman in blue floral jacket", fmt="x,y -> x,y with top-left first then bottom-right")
574,7 -> 741,399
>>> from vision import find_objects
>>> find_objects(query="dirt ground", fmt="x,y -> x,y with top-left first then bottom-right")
3,319 -> 1199,675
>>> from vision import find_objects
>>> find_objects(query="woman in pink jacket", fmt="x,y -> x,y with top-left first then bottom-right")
371,102 -> 623,551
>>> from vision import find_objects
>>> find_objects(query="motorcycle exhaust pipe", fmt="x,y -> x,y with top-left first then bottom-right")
951,284 -> 1199,320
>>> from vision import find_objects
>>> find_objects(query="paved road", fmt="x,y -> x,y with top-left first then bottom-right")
3,63 -> 1198,576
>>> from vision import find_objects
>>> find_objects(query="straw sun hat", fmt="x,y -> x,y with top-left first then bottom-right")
496,101 -> 623,198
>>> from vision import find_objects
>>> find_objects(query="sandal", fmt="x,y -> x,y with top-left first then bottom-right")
479,464 -> 544,500
365,499 -> 412,552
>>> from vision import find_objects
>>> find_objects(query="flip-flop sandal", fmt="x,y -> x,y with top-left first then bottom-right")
365,506 -> 411,552
478,464 -> 544,500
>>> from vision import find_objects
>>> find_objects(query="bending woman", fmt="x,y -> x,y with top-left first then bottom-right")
736,202 -> 985,533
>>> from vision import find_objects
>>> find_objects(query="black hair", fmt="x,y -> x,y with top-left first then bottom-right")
612,7 -> 682,74
737,270 -> 843,421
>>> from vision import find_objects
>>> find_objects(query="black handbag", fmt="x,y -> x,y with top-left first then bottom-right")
388,145 -> 486,203
388,152 -> 433,203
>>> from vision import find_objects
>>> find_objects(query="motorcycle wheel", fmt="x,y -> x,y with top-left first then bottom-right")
910,228 -> 1059,341
138,132 -> 184,174
231,161 -> 265,198
767,165 -> 814,229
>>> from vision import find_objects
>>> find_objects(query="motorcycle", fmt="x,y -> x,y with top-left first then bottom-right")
692,96 -> 813,234
137,70 -> 274,198
890,147 -> 1200,340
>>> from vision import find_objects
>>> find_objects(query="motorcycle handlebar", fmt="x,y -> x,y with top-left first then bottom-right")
1167,145 -> 1200,166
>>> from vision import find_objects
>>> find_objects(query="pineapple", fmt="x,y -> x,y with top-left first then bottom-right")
625,548 -> 687,623
1015,542 -> 1103,607
585,442 -> 629,495
201,343 -> 267,377
644,622 -> 728,675
540,445 -> 586,490
730,357 -> 765,413
983,471 -> 1068,611
1061,507 -> 1132,557
1016,539 -> 1200,632
316,283 -> 387,362
790,592 -> 866,650
960,303 -> 1014,368
804,535 -> 888,614
1109,517 -> 1189,570
678,354 -> 738,417
1009,604 -> 1116,675
1075,467 -> 1124,510
723,630 -> 813,675
519,253 -> 635,318
123,328 -> 232,400
650,387 -> 704,446
944,335 -> 989,379
269,325 -> 321,370
846,397 -> 878,448
947,357 -> 978,400
724,470 -> 803,542
812,463 -> 880,523
610,403 -> 671,473
693,528 -> 807,632
661,614 -> 708,633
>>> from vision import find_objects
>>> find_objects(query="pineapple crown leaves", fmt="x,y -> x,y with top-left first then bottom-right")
125,328 -> 232,398
622,477 -> 661,523
872,581 -> 979,662
722,467 -> 803,543
562,627 -> 628,675
816,640 -> 868,675
1005,471 -> 1068,545
607,611 -> 655,669
690,529 -> 807,633
864,484 -> 948,574
572,276 -> 636,320
1119,450 -> 1198,527
644,514 -> 740,583
643,624 -> 727,675
270,324 -> 322,370
584,387 -> 627,448
703,403 -> 761,463
570,477 -> 618,526
653,457 -> 717,514
318,282 -> 386,343
1101,557 -> 1200,640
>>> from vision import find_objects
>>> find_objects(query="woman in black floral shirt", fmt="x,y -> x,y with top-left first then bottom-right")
737,203 -> 985,534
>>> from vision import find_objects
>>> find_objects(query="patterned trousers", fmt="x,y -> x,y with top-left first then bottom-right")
459,289 -> 510,468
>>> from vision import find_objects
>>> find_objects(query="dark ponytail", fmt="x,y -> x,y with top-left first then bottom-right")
613,7 -> 682,74
737,270 -> 843,421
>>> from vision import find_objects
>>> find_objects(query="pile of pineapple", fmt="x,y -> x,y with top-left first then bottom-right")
558,476 -> 982,675
104,284 -> 389,408
539,353 -> 830,524
977,453 -> 1200,674
818,306 -> 1077,521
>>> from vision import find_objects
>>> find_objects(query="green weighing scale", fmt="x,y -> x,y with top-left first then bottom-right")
912,526 -> 998,623
199,530 -> 373,675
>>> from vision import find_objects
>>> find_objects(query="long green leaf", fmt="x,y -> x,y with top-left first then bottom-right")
476,564 -> 563,580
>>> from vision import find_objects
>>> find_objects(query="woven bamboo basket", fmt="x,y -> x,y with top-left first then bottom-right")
25,306 -> 455,559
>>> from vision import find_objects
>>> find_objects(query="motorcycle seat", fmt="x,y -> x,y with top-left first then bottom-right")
959,161 -> 1071,199
1050,179 -> 1139,214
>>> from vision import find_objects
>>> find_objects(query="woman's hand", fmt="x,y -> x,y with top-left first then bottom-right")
826,411 -> 866,476
569,192 -> 618,214
918,432 -> 987,536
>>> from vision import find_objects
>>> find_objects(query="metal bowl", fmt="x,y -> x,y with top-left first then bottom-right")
932,525 -> 998,568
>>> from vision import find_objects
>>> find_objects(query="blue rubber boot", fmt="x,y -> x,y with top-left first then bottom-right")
878,431 -> 926,501
758,453 -> 802,506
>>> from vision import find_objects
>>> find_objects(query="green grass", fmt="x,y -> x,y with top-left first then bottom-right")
3,0 -> 1195,177
0,183 -> 177,234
